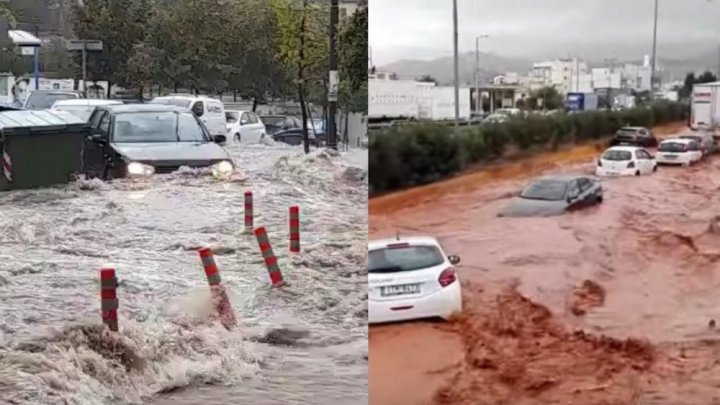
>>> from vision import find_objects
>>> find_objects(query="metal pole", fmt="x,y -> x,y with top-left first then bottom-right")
327,0 -> 339,150
81,42 -> 87,97
650,0 -> 659,94
475,37 -> 479,116
453,0 -> 459,129
33,25 -> 39,90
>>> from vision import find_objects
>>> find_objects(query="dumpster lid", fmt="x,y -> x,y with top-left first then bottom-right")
0,110 -> 87,133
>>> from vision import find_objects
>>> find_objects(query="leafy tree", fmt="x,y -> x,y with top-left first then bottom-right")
0,0 -> 15,27
72,0 -> 152,95
531,86 -> 563,110
338,0 -> 367,103
40,38 -> 77,78
272,0 -> 329,153
680,71 -> 718,99
126,42 -> 151,97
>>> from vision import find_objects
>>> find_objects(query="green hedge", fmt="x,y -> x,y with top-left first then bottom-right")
370,101 -> 689,194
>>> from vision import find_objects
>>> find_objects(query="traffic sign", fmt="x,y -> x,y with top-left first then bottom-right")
66,39 -> 104,52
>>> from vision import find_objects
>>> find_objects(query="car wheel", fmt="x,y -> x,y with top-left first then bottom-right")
635,170 -> 641,176
653,164 -> 658,172
597,195 -> 603,204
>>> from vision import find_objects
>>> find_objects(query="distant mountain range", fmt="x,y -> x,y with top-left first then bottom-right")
379,49 -> 720,86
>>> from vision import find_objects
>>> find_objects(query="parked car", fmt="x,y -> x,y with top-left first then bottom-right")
595,146 -> 657,177
655,138 -> 703,166
368,236 -> 462,324
50,99 -> 123,121
679,132 -> 717,156
260,115 -> 303,135
609,126 -> 658,148
23,90 -> 84,110
83,104 -> 233,180
499,175 -> 603,217
225,110 -> 267,143
149,95 -> 226,138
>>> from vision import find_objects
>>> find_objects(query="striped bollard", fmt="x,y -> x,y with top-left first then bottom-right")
253,226 -> 285,287
100,268 -> 119,332
2,149 -> 12,183
289,206 -> 300,253
244,191 -> 253,234
198,248 -> 237,330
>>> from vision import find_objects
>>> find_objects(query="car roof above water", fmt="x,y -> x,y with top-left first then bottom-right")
368,236 -> 440,251
102,104 -> 191,114
534,174 -> 586,183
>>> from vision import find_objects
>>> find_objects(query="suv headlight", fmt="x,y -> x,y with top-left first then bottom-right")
211,160 -> 234,177
127,162 -> 155,176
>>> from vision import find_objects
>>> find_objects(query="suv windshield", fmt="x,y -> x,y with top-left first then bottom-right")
602,150 -> 632,161
368,245 -> 444,273
520,180 -> 568,201
659,142 -> 688,152
25,93 -> 79,110
113,111 -> 208,143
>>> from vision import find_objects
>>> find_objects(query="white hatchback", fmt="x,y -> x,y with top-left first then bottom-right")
225,110 -> 267,143
595,146 -> 657,177
656,138 -> 703,166
368,236 -> 462,324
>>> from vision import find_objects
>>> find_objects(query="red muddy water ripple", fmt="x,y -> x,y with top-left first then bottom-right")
370,123 -> 720,405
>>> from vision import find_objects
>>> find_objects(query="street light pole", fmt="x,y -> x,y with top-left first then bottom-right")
327,0 -> 339,150
453,0 -> 459,129
475,35 -> 489,117
650,0 -> 659,94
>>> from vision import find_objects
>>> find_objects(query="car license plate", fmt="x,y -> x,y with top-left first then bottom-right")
664,154 -> 677,159
381,283 -> 421,297
606,171 -> 620,176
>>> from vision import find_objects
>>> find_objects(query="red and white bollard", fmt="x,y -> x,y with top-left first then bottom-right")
244,191 -> 253,234
253,226 -> 285,287
99,268 -> 119,332
289,206 -> 300,253
198,248 -> 237,330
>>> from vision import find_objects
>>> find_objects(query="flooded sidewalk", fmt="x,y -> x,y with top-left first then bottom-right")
369,123 -> 720,404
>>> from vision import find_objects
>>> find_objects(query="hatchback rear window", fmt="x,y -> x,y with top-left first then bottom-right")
602,150 -> 632,161
368,245 -> 444,273
659,142 -> 689,152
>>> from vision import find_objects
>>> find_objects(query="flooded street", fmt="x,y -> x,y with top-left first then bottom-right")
369,124 -> 720,404
0,142 -> 368,405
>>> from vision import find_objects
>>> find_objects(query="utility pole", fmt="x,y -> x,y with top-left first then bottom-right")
452,0 -> 459,129
327,0 -> 339,150
475,35 -> 489,117
606,58 -> 616,110
33,25 -> 39,91
650,0 -> 659,95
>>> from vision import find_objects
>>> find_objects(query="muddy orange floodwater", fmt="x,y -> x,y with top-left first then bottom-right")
370,123 -> 720,405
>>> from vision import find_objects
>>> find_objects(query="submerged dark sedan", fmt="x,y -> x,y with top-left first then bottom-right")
499,174 -> 603,217
83,104 -> 234,179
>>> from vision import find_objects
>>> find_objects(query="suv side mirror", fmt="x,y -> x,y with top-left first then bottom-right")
213,134 -> 227,144
448,255 -> 461,265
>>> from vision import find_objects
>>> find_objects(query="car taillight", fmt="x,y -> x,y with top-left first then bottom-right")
597,160 -> 602,167
438,268 -> 457,288
627,161 -> 635,168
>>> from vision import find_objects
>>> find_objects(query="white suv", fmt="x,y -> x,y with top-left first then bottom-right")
150,95 -> 226,138
368,236 -> 462,324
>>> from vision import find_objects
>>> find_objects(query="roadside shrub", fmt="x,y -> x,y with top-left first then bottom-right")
370,101 -> 688,194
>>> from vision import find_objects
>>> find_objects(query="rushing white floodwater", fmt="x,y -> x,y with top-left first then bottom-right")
0,142 -> 368,405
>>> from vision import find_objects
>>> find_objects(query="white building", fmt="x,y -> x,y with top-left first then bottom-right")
591,68 -> 622,89
529,58 -> 589,94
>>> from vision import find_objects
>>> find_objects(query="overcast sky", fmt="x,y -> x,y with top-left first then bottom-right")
370,0 -> 720,65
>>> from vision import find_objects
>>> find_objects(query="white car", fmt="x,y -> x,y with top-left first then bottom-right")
595,146 -> 657,177
50,99 -> 123,121
368,236 -> 462,324
225,110 -> 267,143
655,138 -> 703,166
150,95 -> 226,138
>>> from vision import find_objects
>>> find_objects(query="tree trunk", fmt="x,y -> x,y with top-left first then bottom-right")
299,1 -> 309,154
106,80 -> 112,99
252,96 -> 258,112
343,110 -> 350,150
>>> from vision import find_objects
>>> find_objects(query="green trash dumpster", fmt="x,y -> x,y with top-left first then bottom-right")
0,110 -> 90,191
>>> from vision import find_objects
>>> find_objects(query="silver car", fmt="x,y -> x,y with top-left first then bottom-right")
499,174 -> 603,217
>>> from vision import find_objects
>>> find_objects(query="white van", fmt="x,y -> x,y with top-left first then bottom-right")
150,95 -> 226,137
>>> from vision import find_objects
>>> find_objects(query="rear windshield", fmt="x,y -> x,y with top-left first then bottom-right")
25,93 -> 79,110
616,129 -> 637,136
226,111 -> 239,123
262,116 -> 285,126
602,150 -> 632,161
520,180 -> 568,201
659,142 -> 688,152
368,245 -> 445,273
